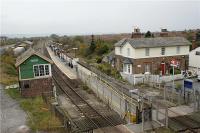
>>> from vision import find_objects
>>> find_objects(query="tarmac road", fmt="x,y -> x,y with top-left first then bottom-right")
0,84 -> 27,133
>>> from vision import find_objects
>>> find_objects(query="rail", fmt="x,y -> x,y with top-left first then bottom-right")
52,64 -> 124,132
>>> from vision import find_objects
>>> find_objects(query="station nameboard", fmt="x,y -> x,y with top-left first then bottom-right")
184,79 -> 193,89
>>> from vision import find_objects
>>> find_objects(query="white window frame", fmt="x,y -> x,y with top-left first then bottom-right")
161,47 -> 165,55
145,48 -> 150,56
33,64 -> 51,78
145,64 -> 150,72
127,64 -> 131,73
123,64 -> 132,74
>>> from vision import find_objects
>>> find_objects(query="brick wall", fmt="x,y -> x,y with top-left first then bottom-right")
19,77 -> 53,97
115,55 -> 188,75
133,55 -> 188,74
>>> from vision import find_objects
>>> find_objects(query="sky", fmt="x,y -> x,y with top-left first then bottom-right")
0,0 -> 200,37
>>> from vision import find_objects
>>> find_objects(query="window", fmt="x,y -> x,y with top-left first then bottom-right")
34,64 -> 50,77
196,51 -> 200,55
127,64 -> 131,73
123,64 -> 132,74
120,48 -> 122,54
161,47 -> 165,55
127,48 -> 130,56
145,64 -> 150,72
145,48 -> 149,56
176,46 -> 180,54
45,65 -> 49,75
34,66 -> 39,76
123,64 -> 126,72
24,84 -> 29,89
39,65 -> 44,76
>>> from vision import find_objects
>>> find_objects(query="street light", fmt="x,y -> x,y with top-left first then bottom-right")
72,47 -> 78,58
182,55 -> 187,102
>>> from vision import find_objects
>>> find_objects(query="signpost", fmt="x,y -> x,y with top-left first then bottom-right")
184,79 -> 193,89
184,79 -> 193,103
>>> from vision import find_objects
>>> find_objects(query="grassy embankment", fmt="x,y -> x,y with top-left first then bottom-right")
0,52 -> 18,85
1,51 -> 62,132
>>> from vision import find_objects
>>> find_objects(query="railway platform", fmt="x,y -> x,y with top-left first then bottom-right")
46,47 -> 77,79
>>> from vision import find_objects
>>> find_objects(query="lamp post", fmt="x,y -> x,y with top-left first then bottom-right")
182,55 -> 187,102
72,47 -> 78,58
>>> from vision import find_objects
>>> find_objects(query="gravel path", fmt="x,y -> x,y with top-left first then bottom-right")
0,84 -> 27,133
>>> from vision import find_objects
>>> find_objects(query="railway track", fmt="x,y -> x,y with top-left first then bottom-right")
52,62 -> 124,132
44,46 -> 125,132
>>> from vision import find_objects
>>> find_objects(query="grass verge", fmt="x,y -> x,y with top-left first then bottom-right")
5,88 -> 62,132
0,52 -> 18,85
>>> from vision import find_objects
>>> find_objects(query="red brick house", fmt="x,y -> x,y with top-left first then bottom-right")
114,37 -> 191,76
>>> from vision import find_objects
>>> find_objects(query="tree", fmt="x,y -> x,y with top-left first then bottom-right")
95,44 -> 109,55
196,31 -> 200,47
74,36 -> 84,43
145,31 -> 153,38
78,43 -> 87,56
50,34 -> 59,42
89,35 -> 96,53
196,31 -> 200,40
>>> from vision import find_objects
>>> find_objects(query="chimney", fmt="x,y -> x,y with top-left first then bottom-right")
160,28 -> 168,37
131,28 -> 142,38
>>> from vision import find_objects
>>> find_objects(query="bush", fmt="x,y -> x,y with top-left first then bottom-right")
96,56 -> 102,63
96,44 -> 109,55
20,97 -> 62,131
5,64 -> 17,76
97,63 -> 122,79
170,68 -> 181,75
0,53 -> 18,84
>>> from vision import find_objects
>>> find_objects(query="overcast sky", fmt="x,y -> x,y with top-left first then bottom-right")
1,0 -> 200,37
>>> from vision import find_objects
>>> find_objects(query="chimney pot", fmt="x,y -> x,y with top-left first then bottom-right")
160,28 -> 168,37
132,28 -> 142,38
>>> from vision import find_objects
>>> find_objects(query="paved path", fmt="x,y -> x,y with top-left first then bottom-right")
0,84 -> 27,133
47,47 -> 77,79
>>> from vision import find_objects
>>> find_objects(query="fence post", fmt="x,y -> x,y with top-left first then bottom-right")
165,106 -> 168,128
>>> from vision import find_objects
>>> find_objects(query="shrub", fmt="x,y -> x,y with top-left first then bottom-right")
5,88 -> 21,99
96,56 -> 102,63
97,63 -> 122,79
170,68 -> 181,75
96,44 -> 109,55
20,97 -> 62,131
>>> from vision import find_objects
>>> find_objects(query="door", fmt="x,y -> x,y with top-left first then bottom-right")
161,63 -> 165,75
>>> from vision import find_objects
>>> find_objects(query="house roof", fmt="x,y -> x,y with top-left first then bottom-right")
102,50 -> 115,62
115,37 -> 191,48
15,48 -> 53,67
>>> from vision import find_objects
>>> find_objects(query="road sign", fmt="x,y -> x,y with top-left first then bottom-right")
184,79 -> 193,89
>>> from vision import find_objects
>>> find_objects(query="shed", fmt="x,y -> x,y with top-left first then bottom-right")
15,48 -> 53,97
